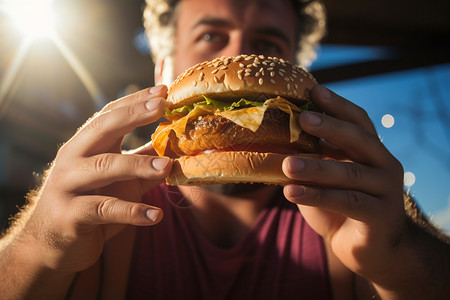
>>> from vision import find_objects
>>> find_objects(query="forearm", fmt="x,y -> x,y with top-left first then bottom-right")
372,199 -> 450,299
0,224 -> 76,299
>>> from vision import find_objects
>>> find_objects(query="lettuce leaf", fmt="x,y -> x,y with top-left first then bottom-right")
165,95 -> 316,118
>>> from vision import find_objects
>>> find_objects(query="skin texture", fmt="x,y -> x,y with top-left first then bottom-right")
0,86 -> 173,299
0,0 -> 449,299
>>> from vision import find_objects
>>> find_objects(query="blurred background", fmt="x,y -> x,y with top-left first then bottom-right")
0,0 -> 449,233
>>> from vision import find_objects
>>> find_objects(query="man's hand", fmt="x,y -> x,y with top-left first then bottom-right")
0,85 -> 172,299
282,85 -> 448,299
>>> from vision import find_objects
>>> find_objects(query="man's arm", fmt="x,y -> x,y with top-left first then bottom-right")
369,193 -> 450,299
282,85 -> 450,299
0,86 -> 172,299
0,214 -> 76,299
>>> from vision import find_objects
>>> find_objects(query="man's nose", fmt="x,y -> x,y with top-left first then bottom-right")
219,36 -> 253,57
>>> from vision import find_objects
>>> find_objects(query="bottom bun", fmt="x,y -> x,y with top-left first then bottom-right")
166,151 -> 321,186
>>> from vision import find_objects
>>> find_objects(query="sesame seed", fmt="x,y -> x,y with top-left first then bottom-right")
258,55 -> 265,59
213,76 -> 218,83
270,62 -> 275,67
244,73 -> 251,77
196,66 -> 203,71
211,69 -> 219,74
270,71 -> 275,77
239,63 -> 245,68
270,79 -> 276,84
255,72 -> 260,77
193,81 -> 197,87
219,66 -> 228,70
259,78 -> 264,85
238,73 -> 243,80
287,83 -> 291,90
267,67 -> 274,71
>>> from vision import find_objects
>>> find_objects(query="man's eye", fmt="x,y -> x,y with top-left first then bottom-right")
253,40 -> 283,56
202,32 -> 225,43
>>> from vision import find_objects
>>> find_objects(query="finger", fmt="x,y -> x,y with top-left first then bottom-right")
101,85 -> 168,113
69,96 -> 167,156
283,184 -> 381,222
310,85 -> 377,135
299,111 -> 392,167
65,154 -> 172,191
73,195 -> 163,226
282,156 -> 385,196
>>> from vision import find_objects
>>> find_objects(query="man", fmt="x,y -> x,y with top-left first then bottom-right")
0,0 -> 449,299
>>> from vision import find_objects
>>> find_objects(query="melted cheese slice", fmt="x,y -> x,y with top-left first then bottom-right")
151,97 -> 302,156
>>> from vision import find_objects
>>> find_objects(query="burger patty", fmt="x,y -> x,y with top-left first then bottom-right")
168,108 -> 320,156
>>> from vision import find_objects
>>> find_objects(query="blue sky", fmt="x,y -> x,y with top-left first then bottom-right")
311,45 -> 450,233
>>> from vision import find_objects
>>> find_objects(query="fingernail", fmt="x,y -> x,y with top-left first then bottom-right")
149,85 -> 166,94
290,185 -> 305,197
146,98 -> 162,111
146,208 -> 160,221
320,86 -> 332,100
305,111 -> 322,126
289,158 -> 305,174
152,157 -> 170,170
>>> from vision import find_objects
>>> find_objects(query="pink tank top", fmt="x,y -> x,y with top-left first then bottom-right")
126,184 -> 332,299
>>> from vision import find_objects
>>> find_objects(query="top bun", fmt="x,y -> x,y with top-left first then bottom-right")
167,54 -> 317,109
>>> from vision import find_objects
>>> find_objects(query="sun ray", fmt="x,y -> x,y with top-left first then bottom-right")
51,35 -> 106,110
0,39 -> 31,117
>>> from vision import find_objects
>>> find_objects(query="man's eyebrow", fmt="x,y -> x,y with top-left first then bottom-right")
191,17 -> 234,30
254,27 -> 292,47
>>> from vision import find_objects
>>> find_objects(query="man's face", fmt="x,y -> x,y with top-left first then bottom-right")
173,0 -> 297,77
171,0 -> 297,196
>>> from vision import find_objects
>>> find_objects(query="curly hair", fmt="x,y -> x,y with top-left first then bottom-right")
143,0 -> 326,68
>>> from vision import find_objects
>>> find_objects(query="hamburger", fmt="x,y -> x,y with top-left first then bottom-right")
151,54 -> 321,185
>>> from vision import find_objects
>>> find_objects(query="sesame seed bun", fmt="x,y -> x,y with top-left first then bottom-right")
151,54 -> 321,186
167,54 -> 317,108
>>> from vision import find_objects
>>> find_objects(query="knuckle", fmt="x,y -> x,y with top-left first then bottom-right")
92,155 -> 115,173
84,114 -> 105,135
128,203 -> 142,220
360,127 -> 379,145
125,104 -> 138,119
97,198 -> 115,220
345,190 -> 368,213
345,163 -> 363,182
